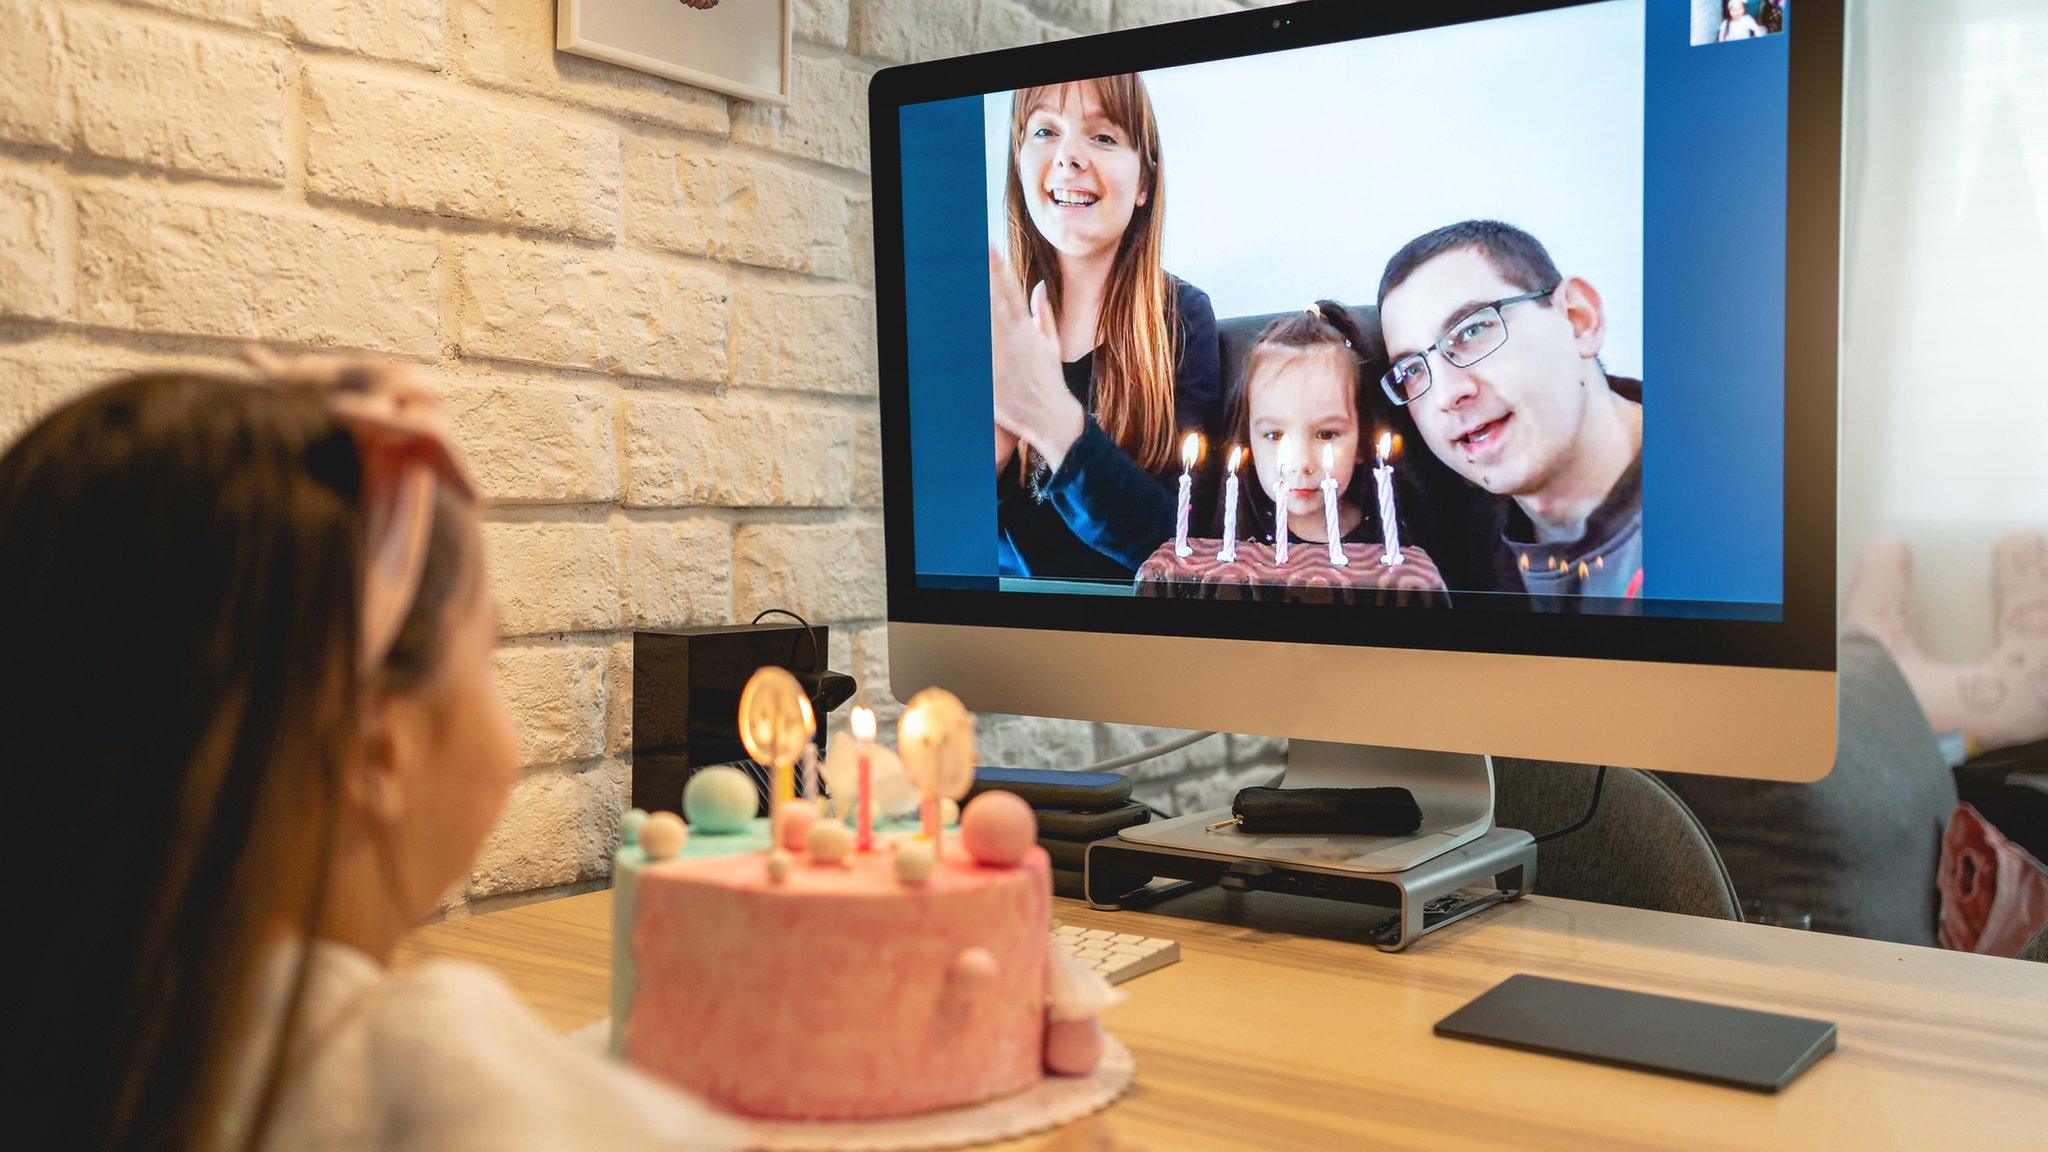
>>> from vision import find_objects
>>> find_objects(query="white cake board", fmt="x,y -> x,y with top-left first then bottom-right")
570,1022 -> 1134,1151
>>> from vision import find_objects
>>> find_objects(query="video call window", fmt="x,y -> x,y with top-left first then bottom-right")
898,0 -> 1792,623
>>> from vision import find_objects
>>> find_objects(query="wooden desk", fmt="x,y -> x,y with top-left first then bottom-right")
399,887 -> 2048,1150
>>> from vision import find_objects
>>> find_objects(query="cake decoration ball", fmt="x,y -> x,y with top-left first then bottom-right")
639,811 -> 688,860
775,797 -> 818,851
895,839 -> 935,884
940,797 -> 961,827
961,791 -> 1037,867
806,818 -> 851,864
682,765 -> 757,833
1044,1016 -> 1106,1076
950,946 -> 999,992
620,807 -> 649,847
766,847 -> 793,883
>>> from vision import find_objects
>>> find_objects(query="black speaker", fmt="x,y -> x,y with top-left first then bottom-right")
631,623 -> 856,816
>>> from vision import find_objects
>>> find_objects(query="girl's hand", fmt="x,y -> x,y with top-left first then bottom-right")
989,250 -> 1085,473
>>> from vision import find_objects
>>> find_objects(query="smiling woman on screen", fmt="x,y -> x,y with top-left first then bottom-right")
990,74 -> 1224,580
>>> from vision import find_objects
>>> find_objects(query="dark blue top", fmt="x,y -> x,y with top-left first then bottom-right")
997,276 -> 1223,579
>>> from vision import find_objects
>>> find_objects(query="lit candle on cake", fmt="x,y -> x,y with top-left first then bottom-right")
1173,432 -> 1199,558
1320,443 -> 1348,567
1374,431 -> 1404,567
899,688 -> 975,857
737,665 -> 815,865
1219,445 -> 1243,563
850,705 -> 877,852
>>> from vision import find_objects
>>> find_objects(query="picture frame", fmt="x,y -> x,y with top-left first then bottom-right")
558,0 -> 793,107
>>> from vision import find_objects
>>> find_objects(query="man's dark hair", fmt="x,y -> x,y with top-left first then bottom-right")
1377,219 -> 1562,309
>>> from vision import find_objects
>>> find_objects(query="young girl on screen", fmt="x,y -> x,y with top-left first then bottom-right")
1226,303 -> 1388,555
990,73 -> 1225,581
0,359 -> 738,1152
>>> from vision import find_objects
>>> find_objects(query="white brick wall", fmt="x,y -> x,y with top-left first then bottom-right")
0,0 -> 1281,916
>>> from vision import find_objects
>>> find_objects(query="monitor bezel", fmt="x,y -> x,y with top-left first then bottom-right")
868,0 -> 1840,672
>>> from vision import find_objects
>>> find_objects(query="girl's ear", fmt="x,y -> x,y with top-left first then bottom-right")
345,702 -> 413,828
1136,172 -> 1150,209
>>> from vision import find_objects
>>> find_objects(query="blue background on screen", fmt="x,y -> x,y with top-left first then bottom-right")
1642,4 -> 1787,606
900,96 -> 998,582
900,9 -> 1790,610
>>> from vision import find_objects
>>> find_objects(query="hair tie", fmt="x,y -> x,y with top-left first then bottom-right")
1305,303 -> 1323,320
242,345 -> 477,679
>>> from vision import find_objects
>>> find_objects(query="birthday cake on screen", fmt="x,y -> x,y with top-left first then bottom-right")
1136,539 -> 1450,607
608,671 -> 1120,1122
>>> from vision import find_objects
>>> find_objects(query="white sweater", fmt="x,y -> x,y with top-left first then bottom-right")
220,942 -> 743,1152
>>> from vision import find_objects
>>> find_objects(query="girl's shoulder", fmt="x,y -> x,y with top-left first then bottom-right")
250,947 -> 742,1152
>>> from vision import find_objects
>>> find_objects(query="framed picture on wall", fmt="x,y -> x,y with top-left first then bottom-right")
558,0 -> 792,106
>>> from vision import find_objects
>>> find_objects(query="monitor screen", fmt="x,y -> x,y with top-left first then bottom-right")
878,0 -> 1831,664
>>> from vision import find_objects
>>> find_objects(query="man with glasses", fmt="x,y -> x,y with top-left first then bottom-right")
1376,220 -> 1643,601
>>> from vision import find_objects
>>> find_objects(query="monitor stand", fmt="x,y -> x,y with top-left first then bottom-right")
1095,741 -> 1535,951
1120,740 -> 1497,873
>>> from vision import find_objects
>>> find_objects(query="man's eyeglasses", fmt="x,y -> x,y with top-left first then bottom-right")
1380,284 -> 1560,406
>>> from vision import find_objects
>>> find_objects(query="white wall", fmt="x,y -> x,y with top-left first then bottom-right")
1841,0 -> 2048,659
985,0 -> 1646,378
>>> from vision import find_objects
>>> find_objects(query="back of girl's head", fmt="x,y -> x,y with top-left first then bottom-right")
0,372 -> 474,1151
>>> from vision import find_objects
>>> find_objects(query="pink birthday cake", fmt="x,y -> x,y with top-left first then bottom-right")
609,789 -> 1116,1123
1136,540 -> 1450,606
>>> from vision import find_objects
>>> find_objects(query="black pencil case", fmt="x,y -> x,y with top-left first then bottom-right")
1224,786 -> 1422,835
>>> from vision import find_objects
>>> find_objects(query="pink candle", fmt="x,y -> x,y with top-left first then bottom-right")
850,706 -> 876,852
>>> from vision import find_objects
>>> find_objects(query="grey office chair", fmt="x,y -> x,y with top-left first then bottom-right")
1495,760 -> 1741,921
2022,921 -> 2048,964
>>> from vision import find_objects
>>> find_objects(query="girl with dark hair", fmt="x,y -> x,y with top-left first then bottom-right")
0,359 -> 737,1152
1227,303 -> 1388,551
989,73 -> 1224,579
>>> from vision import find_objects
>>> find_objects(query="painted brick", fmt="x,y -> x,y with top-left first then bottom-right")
853,408 -> 883,508
0,166 -> 65,321
623,392 -> 854,508
626,143 -> 850,277
795,0 -> 852,48
1029,0 -> 1113,34
0,0 -> 66,149
494,642 -> 609,766
466,761 -> 626,898
620,515 -> 733,628
855,0 -> 977,62
730,54 -> 870,172
978,713 -> 1099,769
482,515 -> 624,636
978,1 -> 1071,52
307,67 -> 621,240
1170,761 -> 1284,814
849,195 -> 875,288
266,0 -> 444,68
76,186 -> 441,355
1110,0 -> 1252,31
442,379 -> 617,504
730,287 -> 876,395
457,244 -> 728,382
66,8 -> 290,184
732,521 -> 885,621
605,639 -> 634,755
450,0 -> 730,138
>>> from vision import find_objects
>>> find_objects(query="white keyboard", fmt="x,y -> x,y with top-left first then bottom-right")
1051,924 -> 1180,984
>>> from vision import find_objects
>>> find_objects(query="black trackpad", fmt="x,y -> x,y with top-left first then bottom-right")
1434,974 -> 1836,1092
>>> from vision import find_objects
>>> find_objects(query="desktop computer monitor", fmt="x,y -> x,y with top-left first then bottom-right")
868,0 -> 1840,872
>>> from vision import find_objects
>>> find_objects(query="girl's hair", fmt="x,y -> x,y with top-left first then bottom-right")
0,374 -> 476,1152
1005,74 -> 1180,474
1222,301 -> 1388,540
